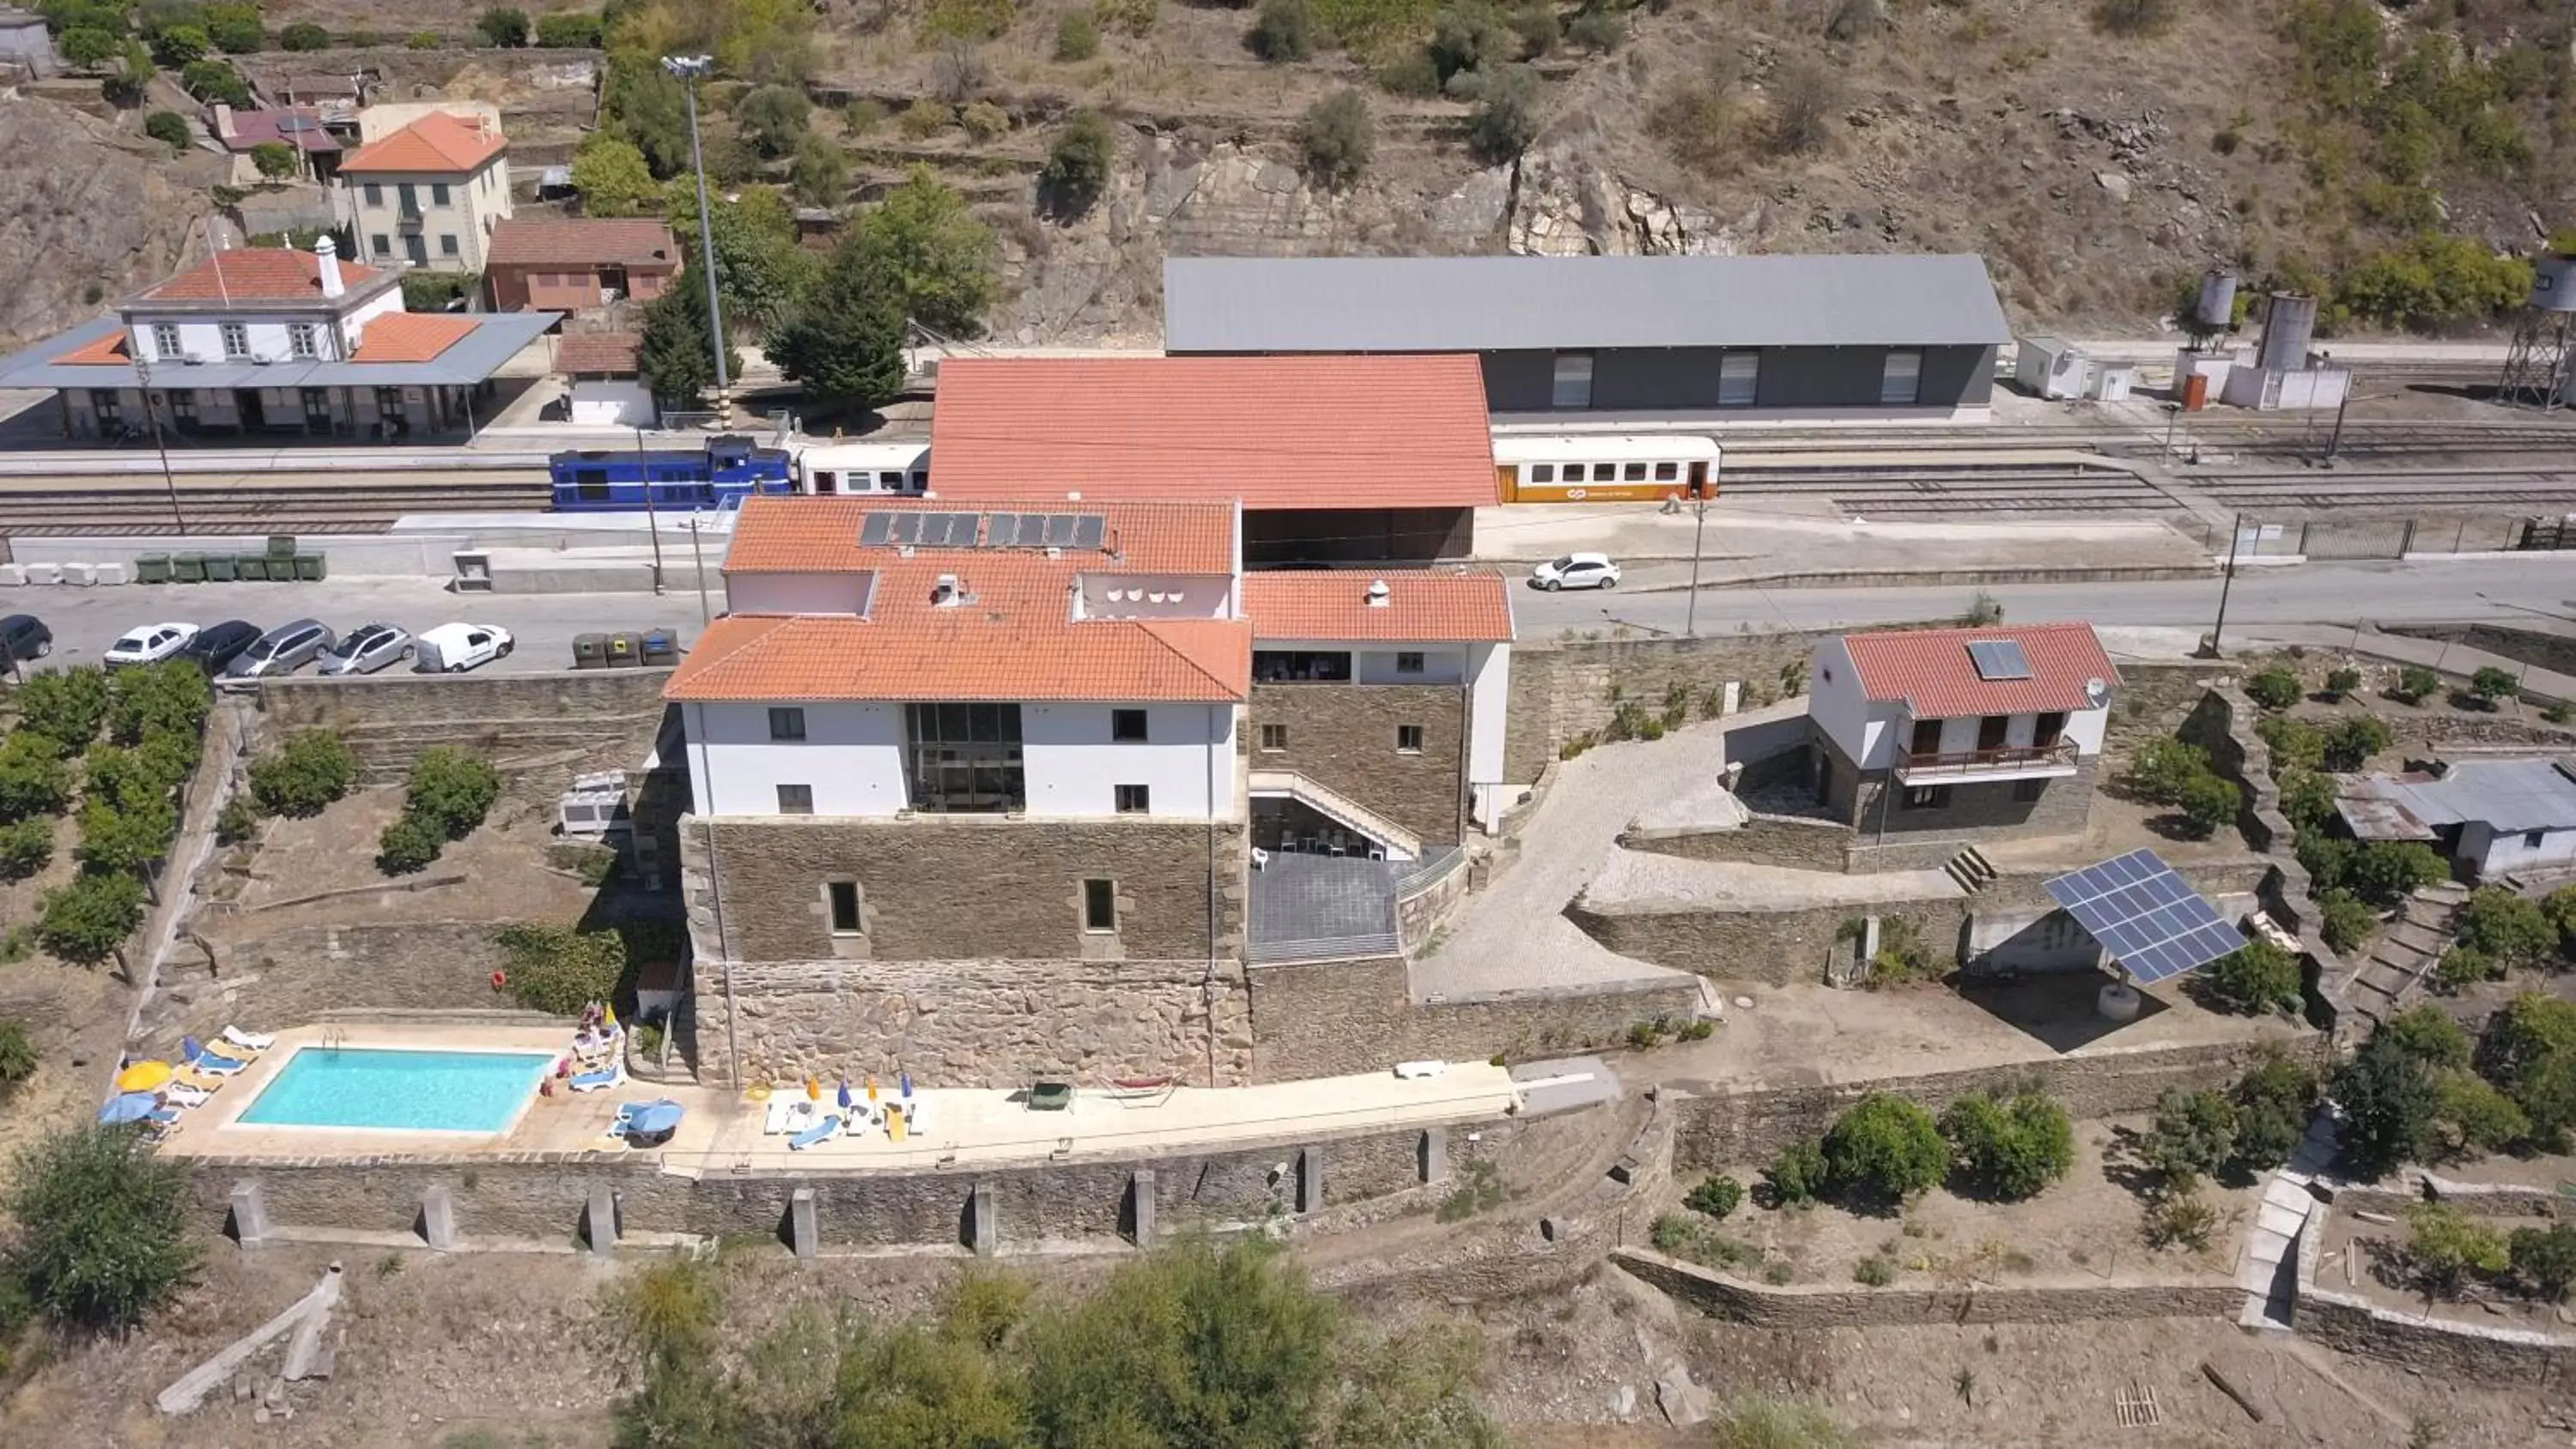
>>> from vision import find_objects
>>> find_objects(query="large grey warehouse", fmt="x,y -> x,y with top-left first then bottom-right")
1161,254 -> 2014,425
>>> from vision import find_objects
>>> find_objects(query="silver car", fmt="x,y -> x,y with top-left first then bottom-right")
222,618 -> 336,679
317,622 -> 414,676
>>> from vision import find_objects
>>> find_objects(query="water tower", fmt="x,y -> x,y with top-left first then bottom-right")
2186,270 -> 2237,347
2498,254 -> 2576,408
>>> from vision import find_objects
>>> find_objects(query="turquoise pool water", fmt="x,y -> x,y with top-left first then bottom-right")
237,1048 -> 557,1132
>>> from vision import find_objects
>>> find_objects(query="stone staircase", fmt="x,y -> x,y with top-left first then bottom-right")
1247,769 -> 1424,860
2238,1111 -> 2340,1331
1940,845 -> 1999,894
2343,882 -> 2470,1028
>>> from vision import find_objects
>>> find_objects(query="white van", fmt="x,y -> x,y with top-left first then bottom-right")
413,622 -> 515,674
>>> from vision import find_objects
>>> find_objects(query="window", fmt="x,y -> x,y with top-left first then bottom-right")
1902,785 -> 1952,810
440,234 -> 460,257
150,323 -> 181,358
219,323 -> 249,359
1259,723 -> 1288,752
2527,829 -> 2549,849
769,706 -> 806,741
905,702 -> 1024,812
1083,878 -> 1117,932
1395,651 -> 1425,675
1654,461 -> 1678,482
1909,718 -> 1942,756
2033,711 -> 2068,749
1115,784 -> 1150,814
1110,708 -> 1148,742
1624,462 -> 1648,482
827,881 -> 862,934
1564,464 -> 1589,482
1551,351 -> 1595,409
1252,649 -> 1351,683
1528,463 -> 1555,483
2013,779 -> 2047,803
364,182 -> 383,206
1880,349 -> 1923,406
89,390 -> 122,423
370,233 -> 392,258
301,387 -> 331,422
170,391 -> 197,422
287,323 -> 319,360
1977,716 -> 2010,751
1396,724 -> 1425,754
1718,350 -> 1759,407
432,183 -> 451,206
776,784 -> 815,814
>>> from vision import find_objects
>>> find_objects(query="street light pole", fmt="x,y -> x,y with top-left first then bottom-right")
634,426 -> 665,595
685,517 -> 712,625
2208,510 -> 2244,658
130,354 -> 188,534
1683,494 -> 1708,637
662,54 -> 730,420
2161,401 -> 2180,460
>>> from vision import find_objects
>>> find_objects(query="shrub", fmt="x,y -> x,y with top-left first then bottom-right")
2245,663 -> 2303,710
1704,1397 -> 1860,1449
7,1125 -> 200,1330
2480,992 -> 2576,1145
1939,1091 -> 2075,1201
2346,841 -> 2447,906
2434,1070 -> 2529,1155
0,818 -> 52,882
1041,111 -> 1115,215
204,1 -> 261,52
0,734 -> 72,821
897,100 -> 954,138
61,26 -> 122,67
404,746 -> 500,840
2232,1051 -> 2320,1171
2470,666 -> 2518,707
247,730 -> 357,817
1685,1173 -> 1742,1220
2123,737 -> 2209,805
2094,0 -> 2174,36
144,111 -> 193,151
2142,1087 -> 2237,1187
2333,1037 -> 2438,1177
151,22 -> 210,64
1247,0 -> 1311,60
1094,0 -> 1153,33
534,11 -> 601,46
2512,1222 -> 2576,1301
958,100 -> 1009,142
248,139 -> 296,179
477,5 -> 529,45
1765,1137 -> 1826,1206
2392,665 -> 2441,704
496,923 -> 631,1016
2408,1202 -> 2508,1295
405,29 -> 440,48
2457,886 -> 2555,966
2143,1189 -> 2217,1250
1464,64 -> 1541,161
15,667 -> 111,751
376,813 -> 444,875
2175,772 -> 2240,838
2256,716 -> 2324,773
213,797 -> 256,846
2202,937 -> 2302,1016
1565,6 -> 1623,50
2276,770 -> 2336,834
1765,57 -> 1843,155
1851,1256 -> 1895,1287
2381,1006 -> 2472,1070
278,18 -> 329,48
1821,1094 -> 1947,1206
737,82 -> 811,158
2325,666 -> 2363,700
1297,89 -> 1372,189
0,1021 -> 35,1088
2322,716 -> 2391,772
180,58 -> 251,105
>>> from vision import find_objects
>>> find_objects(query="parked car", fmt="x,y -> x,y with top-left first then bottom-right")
222,619 -> 336,679
414,622 -> 514,674
317,622 -> 415,676
180,620 -> 263,676
104,621 -> 200,668
1529,553 -> 1622,591
0,614 -> 51,664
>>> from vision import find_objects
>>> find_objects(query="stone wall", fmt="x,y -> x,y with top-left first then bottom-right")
1671,1037 -> 2295,1168
2105,660 -> 2237,747
1830,752 -> 2104,846
1615,1249 -> 2240,1326
1249,683 -> 1467,845
152,921 -> 513,1052
2297,1286 -> 2576,1387
1394,852 -> 1472,952
2381,622 -> 2576,683
1625,812 -> 1852,872
2179,685 -> 2349,1026
1244,954 -> 1701,1082
249,668 -> 674,807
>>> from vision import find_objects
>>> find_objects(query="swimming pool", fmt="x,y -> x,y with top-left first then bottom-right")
236,1047 -> 558,1133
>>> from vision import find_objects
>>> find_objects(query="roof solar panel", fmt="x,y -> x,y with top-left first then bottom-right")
1073,515 -> 1106,549
859,513 -> 893,546
884,512 -> 921,544
1967,640 -> 2032,681
2042,848 -> 2250,985
1044,515 -> 1080,548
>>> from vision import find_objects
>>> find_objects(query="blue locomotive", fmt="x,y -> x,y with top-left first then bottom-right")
550,435 -> 798,512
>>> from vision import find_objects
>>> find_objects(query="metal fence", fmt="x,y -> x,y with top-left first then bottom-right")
2188,512 -> 2563,560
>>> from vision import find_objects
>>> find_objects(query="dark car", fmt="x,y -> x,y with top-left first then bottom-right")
180,620 -> 262,676
0,615 -> 50,666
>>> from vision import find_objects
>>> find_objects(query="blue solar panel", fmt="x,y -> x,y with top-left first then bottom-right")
2042,848 -> 2250,984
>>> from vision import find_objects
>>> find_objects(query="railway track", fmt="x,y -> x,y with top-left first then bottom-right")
0,476 -> 552,537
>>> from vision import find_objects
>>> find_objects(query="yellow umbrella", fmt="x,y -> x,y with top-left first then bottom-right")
604,1003 -> 618,1032
805,1076 -> 821,1101
116,1061 -> 173,1093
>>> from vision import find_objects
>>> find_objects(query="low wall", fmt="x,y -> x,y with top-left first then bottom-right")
1625,812 -> 1850,872
1395,852 -> 1473,952
2298,1283 -> 2576,1386
248,669 -> 675,807
149,921 -> 518,1053
1614,1248 -> 2239,1326
2380,621 -> 2576,682
1244,955 -> 1701,1082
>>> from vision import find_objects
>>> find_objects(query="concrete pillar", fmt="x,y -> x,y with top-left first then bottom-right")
586,1185 -> 617,1258
228,1181 -> 270,1251
1297,1146 -> 1325,1216
420,1186 -> 458,1251
790,1188 -> 818,1262
1420,1127 -> 1449,1185
970,1181 -> 998,1257
1128,1170 -> 1155,1247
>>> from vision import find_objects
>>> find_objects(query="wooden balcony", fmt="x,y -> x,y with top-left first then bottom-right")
1893,738 -> 2080,783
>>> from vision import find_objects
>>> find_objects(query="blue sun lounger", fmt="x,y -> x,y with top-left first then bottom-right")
180,1037 -> 251,1075
787,1113 -> 842,1151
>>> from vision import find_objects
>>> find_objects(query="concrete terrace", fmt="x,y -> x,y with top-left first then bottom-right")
156,1024 -> 1527,1172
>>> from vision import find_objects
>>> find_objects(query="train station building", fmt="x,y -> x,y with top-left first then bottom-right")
1162,253 -> 2014,427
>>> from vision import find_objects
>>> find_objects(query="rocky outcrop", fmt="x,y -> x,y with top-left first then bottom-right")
0,94 -> 220,350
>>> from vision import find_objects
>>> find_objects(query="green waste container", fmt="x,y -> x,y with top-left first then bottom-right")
203,555 -> 236,583
134,555 -> 172,585
234,555 -> 270,582
292,553 -> 326,582
265,534 -> 297,558
172,554 -> 207,584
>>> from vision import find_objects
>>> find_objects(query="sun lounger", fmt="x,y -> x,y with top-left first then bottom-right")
181,1038 -> 251,1073
764,1098 -> 818,1136
219,1027 -> 274,1052
172,1065 -> 229,1092
163,1083 -> 213,1108
568,1067 -> 622,1093
787,1113 -> 842,1151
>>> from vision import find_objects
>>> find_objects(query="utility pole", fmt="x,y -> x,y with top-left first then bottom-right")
1682,489 -> 1709,637
130,353 -> 188,533
634,426 -> 665,594
662,54 -> 729,421
2323,371 -> 2351,469
685,516 -> 713,625
2161,401 -> 2180,461
2207,511 -> 2244,658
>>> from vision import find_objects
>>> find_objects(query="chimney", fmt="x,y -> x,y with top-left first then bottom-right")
315,233 -> 344,300
932,573 -> 963,607
1365,579 -> 1391,608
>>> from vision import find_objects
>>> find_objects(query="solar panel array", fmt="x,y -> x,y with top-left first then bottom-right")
1966,640 -> 2032,681
859,511 -> 1109,551
980,513 -> 1107,549
860,511 -> 981,547
2042,849 -> 2248,985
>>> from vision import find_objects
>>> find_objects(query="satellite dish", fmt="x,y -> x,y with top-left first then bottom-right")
2084,677 -> 2109,707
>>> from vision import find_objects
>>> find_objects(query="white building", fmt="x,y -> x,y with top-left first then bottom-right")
2334,757 -> 2576,882
339,110 -> 513,273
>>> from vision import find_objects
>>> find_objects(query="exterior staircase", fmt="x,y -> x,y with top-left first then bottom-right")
1941,845 -> 1998,894
1247,770 -> 1424,861
2238,1110 -> 2339,1331
2343,882 -> 2470,1028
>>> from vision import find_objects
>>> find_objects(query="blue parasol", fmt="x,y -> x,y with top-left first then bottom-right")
624,1100 -> 683,1136
99,1092 -> 161,1124
836,1078 -> 853,1111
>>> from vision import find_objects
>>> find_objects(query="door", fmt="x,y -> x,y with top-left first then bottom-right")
236,390 -> 266,429
599,265 -> 628,303
1910,718 -> 1942,757
404,234 -> 428,265
1687,459 -> 1709,499
1977,715 -> 2009,752
398,182 -> 418,215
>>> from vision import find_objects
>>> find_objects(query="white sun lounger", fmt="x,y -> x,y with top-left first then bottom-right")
764,1098 -> 819,1136
221,1026 -> 275,1052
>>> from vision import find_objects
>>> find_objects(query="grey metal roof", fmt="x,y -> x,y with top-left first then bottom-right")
0,312 -> 559,390
1163,254 -> 2014,354
2336,758 -> 2576,837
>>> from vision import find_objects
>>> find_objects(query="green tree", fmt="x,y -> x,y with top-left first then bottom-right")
2549,884 -> 2576,961
0,734 -> 73,821
790,130 -> 847,209
143,110 -> 193,150
15,666 -> 111,750
2512,1222 -> 2576,1301
851,167 -> 998,337
2334,1036 -> 2439,1177
1463,63 -> 1540,161
2175,772 -> 2240,839
150,21 -> 208,63
180,57 -> 251,105
2433,943 -> 2500,993
203,0 -> 260,52
1054,6 -> 1099,59
1820,1093 -> 1947,1206
279,19 -> 328,48
477,4 -> 529,45
36,870 -> 145,966
2142,1087 -> 2238,1186
2276,769 -> 2336,834
404,746 -> 500,840
1939,1090 -> 2075,1201
1297,88 -> 1373,189
663,182 -> 813,330
570,132 -> 655,217
2231,1051 -> 2320,1172
2433,1070 -> 2529,1155
1765,1136 -> 1826,1206
2481,992 -> 2576,1144
2202,937 -> 2302,1016
497,923 -> 633,1015
605,58 -> 693,176
2322,715 -> 2391,771
1042,110 -> 1116,217
1430,0 -> 1513,82
0,817 -> 53,881
2245,663 -> 2303,710
60,25 -> 120,66
1248,0 -> 1311,61
249,139 -> 297,179
769,229 -> 908,414
2456,885 -> 2555,965
537,10 -> 602,46
246,729 -> 357,817
737,81 -> 811,158
2123,737 -> 2209,805
108,660 -> 210,747
2381,1005 -> 2473,1070
2346,840 -> 2446,906
8,1125 -> 200,1330
2407,1201 -> 2507,1295
76,796 -> 176,876
636,278 -> 738,407
2393,664 -> 2440,703
2318,888 -> 2376,955
376,812 -> 444,875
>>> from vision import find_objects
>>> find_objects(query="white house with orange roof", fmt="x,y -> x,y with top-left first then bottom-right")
337,109 -> 513,272
0,238 -> 556,441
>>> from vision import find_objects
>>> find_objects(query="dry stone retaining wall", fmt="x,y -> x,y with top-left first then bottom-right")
1614,1248 -> 2239,1326
249,669 -> 674,806
2297,1286 -> 2576,1387
1243,954 -> 1700,1082
1625,812 -> 1850,872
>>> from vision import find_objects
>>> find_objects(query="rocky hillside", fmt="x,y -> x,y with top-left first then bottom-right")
0,94 -> 220,353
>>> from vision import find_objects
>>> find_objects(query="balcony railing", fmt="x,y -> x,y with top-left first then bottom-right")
1893,738 -> 2079,781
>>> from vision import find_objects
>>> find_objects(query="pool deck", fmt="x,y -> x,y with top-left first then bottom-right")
156,1024 -> 1533,1173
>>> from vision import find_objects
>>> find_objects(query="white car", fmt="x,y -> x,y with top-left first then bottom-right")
413,622 -> 514,674
1529,553 -> 1622,591
104,621 -> 199,667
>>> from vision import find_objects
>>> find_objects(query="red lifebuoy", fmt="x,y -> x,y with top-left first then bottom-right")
490,971 -> 507,991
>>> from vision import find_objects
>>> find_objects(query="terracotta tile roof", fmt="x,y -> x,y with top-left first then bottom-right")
1242,569 -> 1513,642
554,331 -> 640,377
220,108 -> 340,154
350,312 -> 478,363
486,219 -> 681,269
720,495 -> 1236,575
925,355 -> 1498,510
137,248 -> 381,303
1840,621 -> 2121,718
341,111 -> 507,173
664,607 -> 1251,703
56,330 -> 131,365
